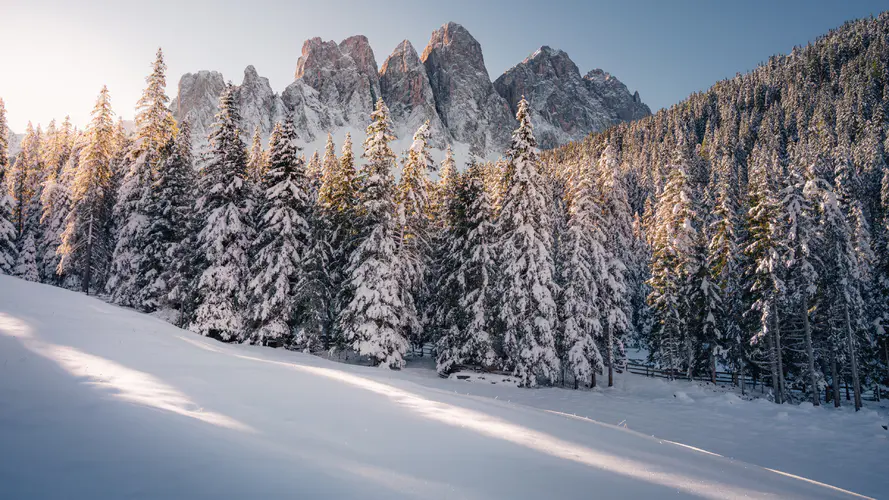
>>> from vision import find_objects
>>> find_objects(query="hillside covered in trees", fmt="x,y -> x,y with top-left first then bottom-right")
546,13 -> 889,408
1,13 -> 888,412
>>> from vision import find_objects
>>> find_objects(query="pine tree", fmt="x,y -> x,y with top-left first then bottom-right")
647,139 -> 700,379
14,232 -> 38,281
596,142 -> 633,386
306,133 -> 357,349
436,160 -> 498,374
37,117 -> 74,283
746,128 -> 787,403
247,125 -> 266,185
137,122 -> 196,312
247,118 -> 311,345
57,86 -> 116,294
107,49 -> 176,307
0,100 -> 15,274
397,121 -> 435,348
190,84 -> 253,342
780,143 -> 822,404
339,99 -> 409,368
494,98 -> 559,386
162,123 -> 200,327
558,165 -> 606,388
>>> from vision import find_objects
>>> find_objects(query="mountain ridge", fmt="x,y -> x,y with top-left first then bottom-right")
171,22 -> 649,161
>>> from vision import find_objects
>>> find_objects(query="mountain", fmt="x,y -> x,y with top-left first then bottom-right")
170,22 -> 649,162
494,46 -> 651,149
420,22 -> 515,154
7,130 -> 23,159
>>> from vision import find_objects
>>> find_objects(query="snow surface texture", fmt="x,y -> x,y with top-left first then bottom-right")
0,274 -> 884,499
170,22 -> 649,167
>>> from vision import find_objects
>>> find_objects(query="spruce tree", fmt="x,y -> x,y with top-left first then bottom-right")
397,121 -> 435,348
247,118 -> 311,345
558,165 -> 606,388
494,98 -> 559,386
190,84 -> 253,342
137,122 -> 196,312
57,86 -> 116,294
596,142 -> 633,386
339,99 -> 409,368
107,48 -> 176,307
306,133 -> 357,349
436,160 -> 498,374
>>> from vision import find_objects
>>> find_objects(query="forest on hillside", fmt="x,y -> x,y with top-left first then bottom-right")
545,13 -> 889,408
1,14 -> 888,410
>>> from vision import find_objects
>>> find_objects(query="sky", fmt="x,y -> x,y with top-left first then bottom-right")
0,0 -> 886,132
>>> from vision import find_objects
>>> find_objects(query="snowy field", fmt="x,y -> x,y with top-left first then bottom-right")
0,274 -> 886,499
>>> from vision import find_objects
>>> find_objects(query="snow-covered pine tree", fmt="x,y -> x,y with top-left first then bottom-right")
14,232 -> 38,281
494,98 -> 559,386
57,86 -> 116,294
0,98 -> 7,171
247,125 -> 266,185
779,142 -> 822,405
306,150 -> 322,195
339,98 -> 409,368
136,121 -> 196,312
745,121 -> 788,404
707,160 -> 748,391
305,133 -> 357,349
37,117 -> 74,284
247,118 -> 311,346
162,122 -> 200,327
0,100 -> 15,275
558,164 -> 606,388
396,121 -> 435,349
190,84 -> 253,342
6,123 -> 42,237
107,48 -> 176,307
436,159 -> 498,374
647,130 -> 701,379
596,142 -> 633,386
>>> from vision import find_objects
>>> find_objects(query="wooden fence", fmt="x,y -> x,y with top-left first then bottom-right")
625,359 -> 881,403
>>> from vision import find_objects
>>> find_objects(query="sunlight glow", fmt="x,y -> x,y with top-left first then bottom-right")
0,313 -> 253,433
177,336 -> 789,500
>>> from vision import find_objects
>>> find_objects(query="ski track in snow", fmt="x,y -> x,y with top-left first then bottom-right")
0,275 -> 885,499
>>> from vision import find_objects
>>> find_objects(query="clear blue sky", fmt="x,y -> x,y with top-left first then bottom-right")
1,0 -> 886,131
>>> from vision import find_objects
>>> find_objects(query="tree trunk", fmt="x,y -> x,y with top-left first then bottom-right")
773,303 -> 786,403
685,333 -> 694,381
830,348 -> 841,408
591,369 -> 597,388
801,297 -> 819,406
739,358 -> 746,396
710,348 -> 716,384
843,303 -> 862,411
767,313 -> 782,404
607,323 -> 614,387
82,211 -> 95,295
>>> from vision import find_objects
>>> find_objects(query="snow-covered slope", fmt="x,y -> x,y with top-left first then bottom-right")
170,22 -> 650,166
0,274 -> 882,499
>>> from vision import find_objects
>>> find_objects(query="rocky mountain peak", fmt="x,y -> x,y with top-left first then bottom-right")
380,40 -> 446,146
170,70 -> 226,142
494,48 -> 651,149
295,35 -> 379,127
421,22 -> 514,154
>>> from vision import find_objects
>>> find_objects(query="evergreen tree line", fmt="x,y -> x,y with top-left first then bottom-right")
546,13 -> 889,408
0,49 -> 631,389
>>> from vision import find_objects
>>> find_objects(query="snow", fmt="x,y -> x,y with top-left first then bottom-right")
0,274 -> 885,499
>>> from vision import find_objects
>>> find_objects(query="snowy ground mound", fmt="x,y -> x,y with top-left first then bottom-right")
0,275 -> 886,499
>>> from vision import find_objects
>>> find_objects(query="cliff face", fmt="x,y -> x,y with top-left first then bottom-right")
171,22 -> 649,158
494,47 -> 651,149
